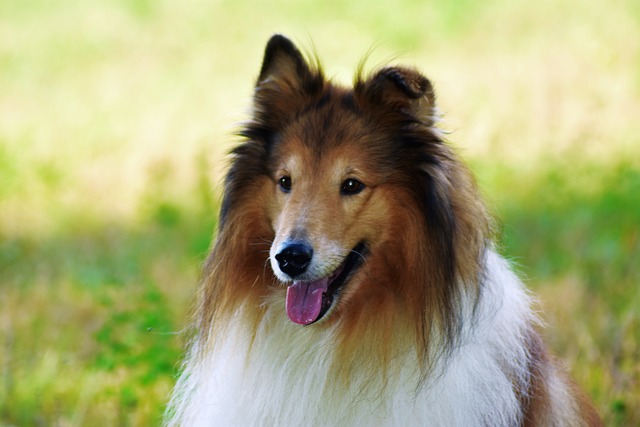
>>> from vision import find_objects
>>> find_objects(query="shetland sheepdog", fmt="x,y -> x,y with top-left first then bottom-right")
166,35 -> 601,426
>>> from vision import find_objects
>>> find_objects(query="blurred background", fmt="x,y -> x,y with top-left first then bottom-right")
1,0 -> 638,425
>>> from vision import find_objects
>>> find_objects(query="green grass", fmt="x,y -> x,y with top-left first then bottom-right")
1,0 -> 639,425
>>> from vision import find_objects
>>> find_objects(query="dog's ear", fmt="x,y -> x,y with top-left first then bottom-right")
258,35 -> 312,86
356,67 -> 438,126
253,35 -> 324,129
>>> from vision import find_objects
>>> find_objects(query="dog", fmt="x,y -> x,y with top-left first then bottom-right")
165,35 -> 601,426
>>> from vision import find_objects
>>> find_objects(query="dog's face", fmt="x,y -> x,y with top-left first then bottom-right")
266,112 -> 396,324
240,36 -> 441,326
268,139 -> 371,284
221,35 -> 486,329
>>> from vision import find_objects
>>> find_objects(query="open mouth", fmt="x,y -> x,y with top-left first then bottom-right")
285,242 -> 367,325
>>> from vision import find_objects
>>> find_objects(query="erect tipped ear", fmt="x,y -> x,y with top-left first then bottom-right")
258,35 -> 312,85
252,35 -> 324,129
356,66 -> 437,125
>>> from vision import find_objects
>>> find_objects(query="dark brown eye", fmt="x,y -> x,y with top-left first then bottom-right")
341,178 -> 365,195
279,176 -> 292,192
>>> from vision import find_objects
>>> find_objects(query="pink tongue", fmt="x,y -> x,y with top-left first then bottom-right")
286,278 -> 330,325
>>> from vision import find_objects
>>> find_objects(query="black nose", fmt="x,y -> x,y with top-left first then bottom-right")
275,243 -> 313,278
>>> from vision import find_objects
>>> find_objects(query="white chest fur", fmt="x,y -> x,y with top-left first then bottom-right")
166,252 -> 535,427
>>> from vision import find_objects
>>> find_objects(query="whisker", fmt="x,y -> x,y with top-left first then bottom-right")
350,248 -> 368,266
249,241 -> 273,247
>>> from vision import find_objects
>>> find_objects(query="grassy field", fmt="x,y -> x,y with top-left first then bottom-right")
1,0 -> 639,425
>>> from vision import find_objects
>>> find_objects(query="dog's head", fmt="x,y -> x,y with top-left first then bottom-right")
212,35 -> 490,341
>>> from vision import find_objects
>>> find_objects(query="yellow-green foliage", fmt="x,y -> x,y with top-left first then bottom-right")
1,0 -> 638,425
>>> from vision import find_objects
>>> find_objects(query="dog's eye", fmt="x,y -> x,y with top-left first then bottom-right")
341,178 -> 365,195
279,176 -> 292,193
